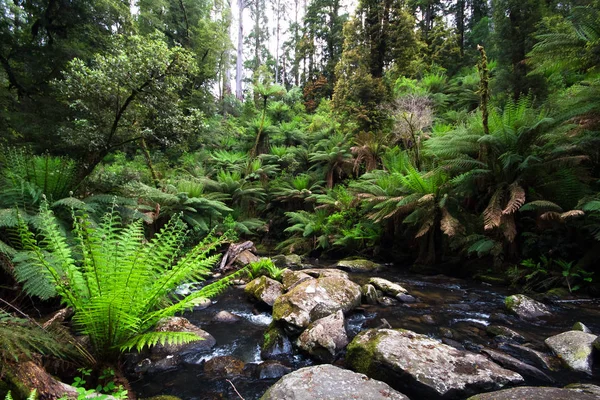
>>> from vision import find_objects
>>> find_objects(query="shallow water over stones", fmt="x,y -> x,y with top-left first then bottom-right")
130,263 -> 600,400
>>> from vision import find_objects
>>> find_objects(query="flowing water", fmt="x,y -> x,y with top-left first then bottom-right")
130,265 -> 600,400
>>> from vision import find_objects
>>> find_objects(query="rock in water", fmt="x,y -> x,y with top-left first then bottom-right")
504,294 -> 551,320
361,284 -> 379,305
255,360 -> 292,379
260,364 -> 409,400
212,310 -> 241,323
272,275 -> 361,332
203,356 -> 245,376
369,277 -> 408,297
572,321 -> 592,334
152,317 -> 216,358
544,330 -> 597,374
481,348 -> 554,383
335,259 -> 380,272
467,386 -> 599,400
346,328 -> 523,399
297,310 -> 348,362
261,323 -> 294,362
245,276 -> 284,307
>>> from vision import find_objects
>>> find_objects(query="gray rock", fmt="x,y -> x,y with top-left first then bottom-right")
481,348 -> 554,383
497,342 -> 559,371
335,258 -> 380,272
261,323 -> 294,362
245,276 -> 284,307
272,276 -> 362,332
190,297 -> 211,310
505,294 -> 551,320
135,355 -> 180,374
152,317 -> 216,358
346,328 -> 523,399
369,277 -> 408,297
234,249 -> 260,266
362,284 -> 379,304
467,386 -> 599,400
260,364 -> 409,400
545,330 -> 597,374
297,310 -> 348,362
272,254 -> 302,268
302,268 -> 350,280
572,322 -> 592,334
564,383 -> 600,397
204,356 -> 245,376
281,269 -> 313,292
255,360 -> 292,379
377,296 -> 398,306
486,325 -> 525,342
212,310 -> 241,323
397,294 -> 416,303
594,336 -> 600,351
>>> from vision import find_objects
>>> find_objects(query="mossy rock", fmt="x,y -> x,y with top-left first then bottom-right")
336,259 -> 380,273
544,287 -> 570,299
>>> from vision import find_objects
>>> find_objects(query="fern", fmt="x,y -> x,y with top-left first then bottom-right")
13,203 -> 242,359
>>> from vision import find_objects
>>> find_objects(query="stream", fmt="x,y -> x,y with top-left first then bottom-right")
130,264 -> 600,400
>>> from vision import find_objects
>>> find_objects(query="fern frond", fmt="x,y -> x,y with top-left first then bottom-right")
520,200 -> 563,212
502,183 -> 526,215
119,331 -> 201,352
484,188 -> 503,230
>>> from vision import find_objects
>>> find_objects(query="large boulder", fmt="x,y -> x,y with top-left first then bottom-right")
346,328 -> 523,399
302,268 -> 350,280
369,278 -> 408,298
245,276 -> 284,307
481,348 -> 554,383
152,317 -> 216,358
544,330 -> 597,374
504,294 -> 551,320
467,386 -> 599,400
281,269 -> 313,292
260,364 -> 409,400
272,275 -> 361,332
336,259 -> 380,273
297,310 -> 349,362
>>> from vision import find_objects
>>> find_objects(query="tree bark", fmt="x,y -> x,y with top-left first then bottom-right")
236,0 -> 244,100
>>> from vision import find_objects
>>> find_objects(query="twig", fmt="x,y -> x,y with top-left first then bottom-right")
226,379 -> 245,400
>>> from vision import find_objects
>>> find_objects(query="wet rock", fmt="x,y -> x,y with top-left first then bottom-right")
255,360 -> 292,379
212,310 -> 242,323
594,336 -> 600,351
497,342 -> 559,371
261,323 -> 294,362
260,364 -> 409,400
135,355 -> 181,374
281,269 -> 313,292
442,338 -> 466,350
190,297 -> 211,310
336,258 -> 380,273
369,277 -> 408,297
439,327 -> 454,339
466,386 -> 599,400
572,322 -> 592,334
377,296 -> 398,306
397,294 -> 417,303
504,294 -> 551,320
481,348 -> 554,383
564,383 -> 600,397
545,330 -> 596,374
346,328 -> 523,399
272,254 -> 302,268
152,317 -> 216,358
486,325 -> 525,342
420,314 -> 436,325
297,310 -> 349,362
489,313 -> 512,325
361,284 -> 379,304
204,356 -> 245,376
245,276 -> 284,307
302,268 -> 350,280
272,276 -> 361,332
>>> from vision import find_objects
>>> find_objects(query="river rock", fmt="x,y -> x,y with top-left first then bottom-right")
486,325 -> 525,342
369,277 -> 408,297
504,294 -> 551,320
297,310 -> 348,362
245,276 -> 283,307
362,284 -> 379,304
190,297 -> 212,310
255,360 -> 293,379
564,383 -> 600,397
346,328 -> 523,399
336,258 -> 380,272
594,336 -> 600,351
261,323 -> 294,362
281,269 -> 313,291
497,342 -> 558,371
260,364 -> 409,400
204,356 -> 245,376
234,249 -> 260,266
481,348 -> 554,383
467,386 -> 600,400
212,310 -> 242,323
272,254 -> 302,268
152,317 -> 216,358
272,275 -> 361,332
302,268 -> 350,279
544,330 -> 596,374
572,322 -> 592,334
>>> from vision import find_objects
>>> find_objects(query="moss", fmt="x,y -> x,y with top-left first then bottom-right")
545,287 -> 569,299
272,300 -> 294,320
346,329 -> 384,375
504,295 -> 517,310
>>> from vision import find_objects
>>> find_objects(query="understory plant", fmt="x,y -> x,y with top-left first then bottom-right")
13,202 -> 248,360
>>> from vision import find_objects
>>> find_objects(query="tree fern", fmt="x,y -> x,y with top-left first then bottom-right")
13,203 -> 243,359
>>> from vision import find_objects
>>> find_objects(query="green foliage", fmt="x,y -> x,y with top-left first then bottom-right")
13,202 -> 247,358
4,390 -> 36,400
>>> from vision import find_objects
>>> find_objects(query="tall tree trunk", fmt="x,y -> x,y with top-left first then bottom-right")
274,0 -> 281,83
456,0 -> 465,58
236,0 -> 244,100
